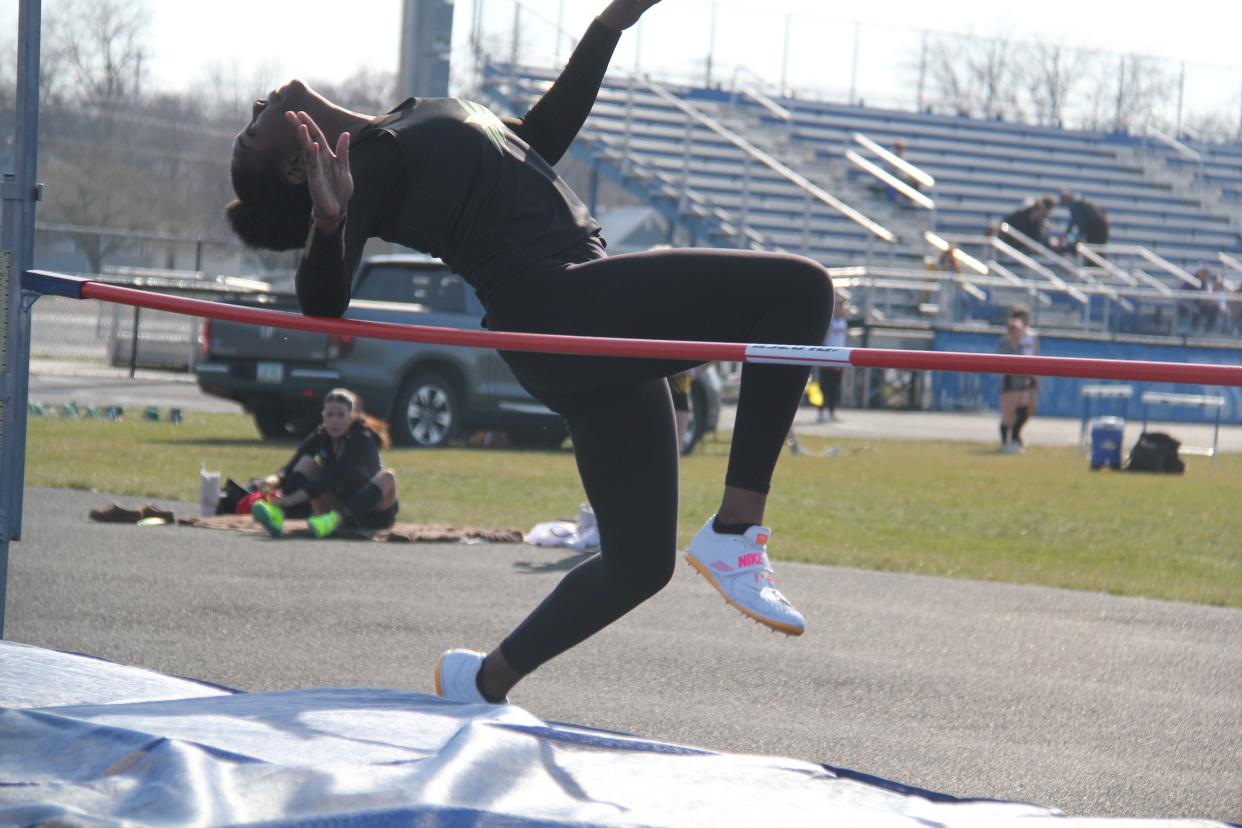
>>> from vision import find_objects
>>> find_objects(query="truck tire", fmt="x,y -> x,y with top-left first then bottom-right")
508,419 -> 570,449
393,372 -> 460,447
253,409 -> 296,440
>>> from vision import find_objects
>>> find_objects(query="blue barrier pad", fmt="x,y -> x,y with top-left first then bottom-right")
0,642 -> 1230,827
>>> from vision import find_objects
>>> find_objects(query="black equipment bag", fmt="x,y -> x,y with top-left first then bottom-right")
1125,432 -> 1184,474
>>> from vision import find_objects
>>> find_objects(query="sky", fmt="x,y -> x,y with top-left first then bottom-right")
6,0 -> 1242,115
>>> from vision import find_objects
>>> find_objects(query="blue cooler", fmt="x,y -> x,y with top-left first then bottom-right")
1089,416 -> 1125,470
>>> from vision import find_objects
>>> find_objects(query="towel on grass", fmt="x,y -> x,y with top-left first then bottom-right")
90,504 -> 523,543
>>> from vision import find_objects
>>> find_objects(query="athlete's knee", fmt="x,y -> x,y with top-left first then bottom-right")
375,468 -> 397,494
612,546 -> 676,606
783,255 -> 834,339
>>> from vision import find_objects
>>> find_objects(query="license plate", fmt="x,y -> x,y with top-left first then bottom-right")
256,361 -> 284,383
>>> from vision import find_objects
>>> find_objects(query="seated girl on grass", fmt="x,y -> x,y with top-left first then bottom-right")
252,388 -> 398,538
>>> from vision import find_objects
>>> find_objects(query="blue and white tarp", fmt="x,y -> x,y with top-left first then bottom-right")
0,642 -> 1231,827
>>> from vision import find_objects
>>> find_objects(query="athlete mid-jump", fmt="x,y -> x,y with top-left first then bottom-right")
225,0 -> 834,704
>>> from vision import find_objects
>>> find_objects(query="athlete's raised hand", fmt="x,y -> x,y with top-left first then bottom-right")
597,0 -> 663,31
286,109 -> 353,230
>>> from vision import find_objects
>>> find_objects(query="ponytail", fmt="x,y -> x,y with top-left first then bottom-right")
360,413 -> 392,450
225,198 -> 311,251
226,155 -> 314,252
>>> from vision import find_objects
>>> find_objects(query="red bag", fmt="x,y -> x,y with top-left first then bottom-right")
235,490 -> 270,515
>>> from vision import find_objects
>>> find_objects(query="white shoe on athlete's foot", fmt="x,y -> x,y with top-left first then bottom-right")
435,649 -> 507,704
685,516 -> 806,636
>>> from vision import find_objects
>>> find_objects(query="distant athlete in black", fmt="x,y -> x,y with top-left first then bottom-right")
225,0 -> 833,705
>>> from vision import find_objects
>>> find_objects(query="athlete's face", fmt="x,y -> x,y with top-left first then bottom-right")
231,79 -> 319,181
322,400 -> 353,439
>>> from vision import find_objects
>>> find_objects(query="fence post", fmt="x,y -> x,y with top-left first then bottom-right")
129,305 -> 141,378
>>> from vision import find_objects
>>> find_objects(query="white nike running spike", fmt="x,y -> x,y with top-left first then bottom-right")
435,649 -> 508,704
685,516 -> 806,636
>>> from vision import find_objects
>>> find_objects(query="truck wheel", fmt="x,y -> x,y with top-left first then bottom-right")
394,373 -> 459,447
508,420 -> 569,449
253,409 -> 295,440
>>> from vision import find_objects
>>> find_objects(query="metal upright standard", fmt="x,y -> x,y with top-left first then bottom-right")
0,0 -> 42,638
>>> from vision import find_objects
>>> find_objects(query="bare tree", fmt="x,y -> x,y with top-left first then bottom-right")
1183,110 -> 1241,145
924,31 -> 1023,120
925,35 -> 974,115
1090,53 -> 1176,133
310,66 -> 399,114
42,144 -> 162,272
192,59 -> 284,122
965,33 -> 1022,120
1023,41 -> 1088,128
47,0 -> 149,103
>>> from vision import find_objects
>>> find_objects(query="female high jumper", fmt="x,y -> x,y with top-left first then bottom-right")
225,0 -> 834,704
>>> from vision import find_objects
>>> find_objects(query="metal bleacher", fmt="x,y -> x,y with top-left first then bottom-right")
742,96 -> 1242,271
483,64 -> 907,269
479,61 -> 1242,336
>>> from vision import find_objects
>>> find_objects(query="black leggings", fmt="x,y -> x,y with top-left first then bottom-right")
485,241 -> 833,674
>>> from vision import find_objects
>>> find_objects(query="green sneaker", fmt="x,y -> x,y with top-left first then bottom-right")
308,509 -> 342,539
251,500 -> 285,538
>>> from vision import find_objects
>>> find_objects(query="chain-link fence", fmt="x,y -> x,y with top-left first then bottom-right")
31,290 -> 199,380
29,269 -> 276,381
18,222 -> 293,380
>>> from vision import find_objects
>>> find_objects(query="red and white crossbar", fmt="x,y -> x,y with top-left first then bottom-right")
23,270 -> 1242,387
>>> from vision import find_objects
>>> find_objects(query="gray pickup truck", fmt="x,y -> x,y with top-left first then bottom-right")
196,254 -> 720,450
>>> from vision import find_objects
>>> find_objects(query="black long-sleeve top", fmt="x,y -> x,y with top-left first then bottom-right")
282,421 -> 383,501
1065,197 -> 1107,237
297,19 -> 622,317
1000,204 -> 1049,252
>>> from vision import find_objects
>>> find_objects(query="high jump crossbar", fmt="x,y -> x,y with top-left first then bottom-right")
23,270 -> 1242,388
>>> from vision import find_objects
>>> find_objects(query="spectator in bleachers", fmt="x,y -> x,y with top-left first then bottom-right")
890,140 -> 924,207
865,139 -> 922,207
1178,270 -> 1206,333
999,195 -> 1056,253
997,305 -> 1039,453
1209,273 -> 1232,335
1060,191 -> 1110,252
936,244 -> 959,273
1193,265 -> 1220,333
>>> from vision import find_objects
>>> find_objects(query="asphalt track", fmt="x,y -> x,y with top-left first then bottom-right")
8,486 -> 1240,822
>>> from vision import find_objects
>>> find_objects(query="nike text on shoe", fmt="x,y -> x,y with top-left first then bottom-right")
685,516 -> 806,636
250,500 -> 284,538
435,649 -> 508,704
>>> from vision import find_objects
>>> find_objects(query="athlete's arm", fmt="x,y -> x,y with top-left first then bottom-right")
508,0 -> 662,165
280,433 -> 319,484
293,131 -> 404,318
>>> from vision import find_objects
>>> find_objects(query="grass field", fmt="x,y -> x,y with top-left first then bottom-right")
24,411 -> 1242,608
